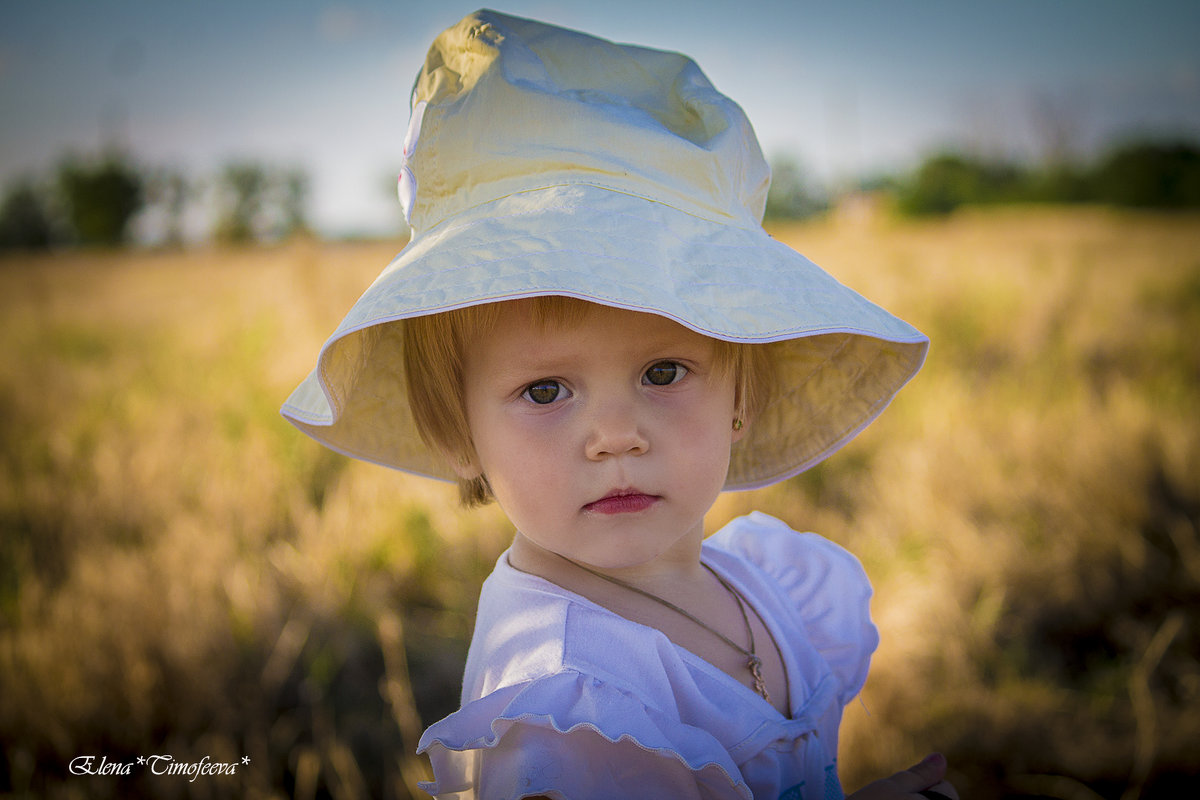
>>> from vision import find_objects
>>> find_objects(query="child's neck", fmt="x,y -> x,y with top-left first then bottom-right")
507,530 -> 708,594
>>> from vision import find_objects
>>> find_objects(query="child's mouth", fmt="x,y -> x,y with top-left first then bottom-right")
583,490 -> 659,515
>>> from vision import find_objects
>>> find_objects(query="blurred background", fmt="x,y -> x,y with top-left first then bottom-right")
1,1 -> 1197,798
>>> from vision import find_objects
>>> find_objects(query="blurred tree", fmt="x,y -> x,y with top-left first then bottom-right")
276,167 -> 310,238
765,155 -> 827,220
1091,140 -> 1200,209
56,152 -> 143,245
896,154 -> 978,215
214,162 -> 268,243
0,179 -> 57,250
1026,163 -> 1091,204
214,162 -> 311,243
897,153 -> 1027,215
143,168 -> 193,247
895,137 -> 1200,215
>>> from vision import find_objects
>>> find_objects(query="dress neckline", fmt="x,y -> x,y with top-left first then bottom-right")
500,545 -> 799,720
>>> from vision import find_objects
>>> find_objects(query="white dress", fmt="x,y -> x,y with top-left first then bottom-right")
417,512 -> 879,800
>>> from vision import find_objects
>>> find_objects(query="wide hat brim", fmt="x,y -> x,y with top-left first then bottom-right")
282,181 -> 929,491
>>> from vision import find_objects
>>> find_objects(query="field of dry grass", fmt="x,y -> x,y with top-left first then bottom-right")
1,207 -> 1197,799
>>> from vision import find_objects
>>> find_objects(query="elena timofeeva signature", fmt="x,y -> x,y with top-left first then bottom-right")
70,754 -> 250,782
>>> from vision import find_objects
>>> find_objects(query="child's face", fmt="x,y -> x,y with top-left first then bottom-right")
458,300 -> 745,571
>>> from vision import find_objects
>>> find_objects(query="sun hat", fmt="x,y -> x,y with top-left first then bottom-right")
281,8 -> 929,491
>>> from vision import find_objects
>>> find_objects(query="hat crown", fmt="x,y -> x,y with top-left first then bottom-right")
402,10 -> 771,232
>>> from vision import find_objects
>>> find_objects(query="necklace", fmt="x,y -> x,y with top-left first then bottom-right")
561,557 -> 771,702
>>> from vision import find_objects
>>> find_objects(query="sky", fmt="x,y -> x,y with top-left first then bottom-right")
2,0 -> 1199,238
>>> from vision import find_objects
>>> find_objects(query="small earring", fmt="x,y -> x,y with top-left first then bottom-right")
732,418 -> 744,431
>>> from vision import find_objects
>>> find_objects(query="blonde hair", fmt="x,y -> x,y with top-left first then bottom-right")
403,297 -> 776,506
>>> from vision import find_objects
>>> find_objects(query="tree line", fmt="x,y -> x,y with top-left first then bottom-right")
767,137 -> 1200,220
2,136 -> 1196,251
891,138 -> 1200,216
0,152 -> 310,250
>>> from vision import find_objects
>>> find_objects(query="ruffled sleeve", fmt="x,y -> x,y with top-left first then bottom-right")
417,670 -> 752,800
706,512 -> 879,705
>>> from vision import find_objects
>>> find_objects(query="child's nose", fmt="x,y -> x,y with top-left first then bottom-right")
584,399 -> 649,461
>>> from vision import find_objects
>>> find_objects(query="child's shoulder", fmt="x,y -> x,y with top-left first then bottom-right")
705,512 -> 879,703
705,511 -> 872,596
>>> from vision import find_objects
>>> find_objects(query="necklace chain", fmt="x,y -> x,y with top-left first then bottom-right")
560,557 -> 771,702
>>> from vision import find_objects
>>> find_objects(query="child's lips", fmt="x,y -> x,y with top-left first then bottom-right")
583,489 -> 659,515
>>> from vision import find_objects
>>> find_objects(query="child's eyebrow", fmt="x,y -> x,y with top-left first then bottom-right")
630,333 -> 715,360
490,360 -> 563,380
498,338 -> 709,373
482,349 -> 573,381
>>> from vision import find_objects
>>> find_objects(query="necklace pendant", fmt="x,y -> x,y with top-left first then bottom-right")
747,655 -> 770,702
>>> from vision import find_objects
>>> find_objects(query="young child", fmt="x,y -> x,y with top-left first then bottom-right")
283,10 -> 957,800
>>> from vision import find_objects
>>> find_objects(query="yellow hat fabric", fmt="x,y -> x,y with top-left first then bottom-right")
281,9 -> 929,491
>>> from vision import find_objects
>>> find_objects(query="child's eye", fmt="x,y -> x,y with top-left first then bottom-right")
523,380 -> 566,405
643,361 -> 688,386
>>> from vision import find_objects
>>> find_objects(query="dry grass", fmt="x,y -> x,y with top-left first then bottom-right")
1,208 -> 1197,798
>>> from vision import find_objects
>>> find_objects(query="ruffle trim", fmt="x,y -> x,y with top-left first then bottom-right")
707,512 -> 879,706
417,670 -> 753,799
